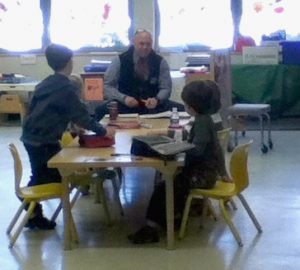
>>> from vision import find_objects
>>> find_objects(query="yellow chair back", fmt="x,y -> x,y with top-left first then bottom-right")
8,144 -> 23,198
217,128 -> 231,154
179,139 -> 261,247
60,131 -> 74,147
230,140 -> 253,193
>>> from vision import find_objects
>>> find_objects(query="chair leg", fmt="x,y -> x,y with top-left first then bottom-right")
115,167 -> 123,183
7,201 -> 26,234
219,199 -> 243,247
70,188 -> 82,208
238,194 -> 262,233
94,182 -> 102,204
207,199 -> 218,221
9,202 -> 36,248
51,186 -> 80,222
51,201 -> 62,222
111,178 -> 124,216
97,180 -> 112,226
229,198 -> 238,210
226,198 -> 238,211
179,194 -> 193,239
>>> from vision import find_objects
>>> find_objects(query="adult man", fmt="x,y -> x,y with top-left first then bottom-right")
94,30 -> 184,120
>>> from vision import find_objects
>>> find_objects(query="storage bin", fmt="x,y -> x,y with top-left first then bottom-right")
281,41 -> 300,64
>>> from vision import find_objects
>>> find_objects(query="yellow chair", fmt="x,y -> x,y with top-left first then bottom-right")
217,128 -> 231,155
179,140 -> 262,247
54,131 -> 123,225
6,143 -> 63,248
217,128 -> 237,211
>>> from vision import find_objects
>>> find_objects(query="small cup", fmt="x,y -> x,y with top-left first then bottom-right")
107,101 -> 118,121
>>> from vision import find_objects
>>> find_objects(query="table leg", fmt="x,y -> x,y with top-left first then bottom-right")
159,164 -> 177,250
60,174 -> 78,250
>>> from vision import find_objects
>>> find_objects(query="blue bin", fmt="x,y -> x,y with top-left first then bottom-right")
281,41 -> 300,65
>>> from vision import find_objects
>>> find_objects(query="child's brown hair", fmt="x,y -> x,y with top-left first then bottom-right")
69,74 -> 84,99
181,80 -> 221,114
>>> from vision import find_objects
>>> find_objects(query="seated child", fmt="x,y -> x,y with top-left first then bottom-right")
128,80 -> 227,244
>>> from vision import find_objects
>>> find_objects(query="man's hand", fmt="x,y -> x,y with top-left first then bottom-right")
144,97 -> 158,109
105,126 -> 116,138
124,96 -> 139,108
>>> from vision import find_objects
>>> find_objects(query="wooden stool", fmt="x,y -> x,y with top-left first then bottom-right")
0,94 -> 26,124
228,103 -> 273,153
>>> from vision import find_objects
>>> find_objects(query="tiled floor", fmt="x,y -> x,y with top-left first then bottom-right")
1,126 -> 300,270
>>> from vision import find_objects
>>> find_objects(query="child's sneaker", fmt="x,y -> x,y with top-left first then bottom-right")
128,225 -> 159,244
25,215 -> 56,230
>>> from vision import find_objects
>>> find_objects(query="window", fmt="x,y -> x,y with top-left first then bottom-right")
0,0 -> 43,51
50,0 -> 131,51
157,0 -> 234,51
240,0 -> 300,44
0,0 -> 131,52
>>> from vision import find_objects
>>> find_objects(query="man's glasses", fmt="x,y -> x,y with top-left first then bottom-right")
134,29 -> 151,36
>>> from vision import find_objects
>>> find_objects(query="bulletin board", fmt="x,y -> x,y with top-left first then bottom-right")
81,73 -> 104,101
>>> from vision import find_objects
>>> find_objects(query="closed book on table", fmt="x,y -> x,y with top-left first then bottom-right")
79,135 -> 115,148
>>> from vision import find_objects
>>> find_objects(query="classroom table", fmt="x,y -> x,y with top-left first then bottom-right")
48,118 -> 184,250
231,64 -> 300,117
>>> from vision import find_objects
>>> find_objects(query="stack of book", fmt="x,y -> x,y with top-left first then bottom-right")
180,53 -> 211,74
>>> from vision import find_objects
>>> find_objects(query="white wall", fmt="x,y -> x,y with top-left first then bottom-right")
0,53 -> 118,81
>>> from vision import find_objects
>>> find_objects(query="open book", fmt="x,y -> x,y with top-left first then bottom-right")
131,135 -> 195,157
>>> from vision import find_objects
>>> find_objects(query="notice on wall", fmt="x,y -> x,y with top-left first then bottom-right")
20,54 -> 37,65
83,78 -> 104,101
243,46 -> 279,65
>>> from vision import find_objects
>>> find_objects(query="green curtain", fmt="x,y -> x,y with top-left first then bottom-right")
232,64 -> 300,117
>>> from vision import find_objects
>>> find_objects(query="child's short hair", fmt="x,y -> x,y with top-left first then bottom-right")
69,74 -> 84,98
181,80 -> 221,115
45,44 -> 73,71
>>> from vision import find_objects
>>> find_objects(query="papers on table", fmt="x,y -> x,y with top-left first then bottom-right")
104,112 -> 190,119
139,111 -> 190,119
104,113 -> 139,118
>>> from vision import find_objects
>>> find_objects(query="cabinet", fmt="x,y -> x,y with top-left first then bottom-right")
185,53 -> 215,84
0,82 -> 36,124
0,94 -> 26,123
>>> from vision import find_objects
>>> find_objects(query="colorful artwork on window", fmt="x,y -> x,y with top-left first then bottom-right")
50,0 -> 130,50
240,0 -> 300,44
158,0 -> 233,50
0,0 -> 43,51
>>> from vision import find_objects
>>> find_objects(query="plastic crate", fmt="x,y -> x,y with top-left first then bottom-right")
281,41 -> 300,64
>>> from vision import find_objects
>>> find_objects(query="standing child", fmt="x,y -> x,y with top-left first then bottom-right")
21,44 -> 115,230
68,73 -> 86,135
128,80 -> 226,244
